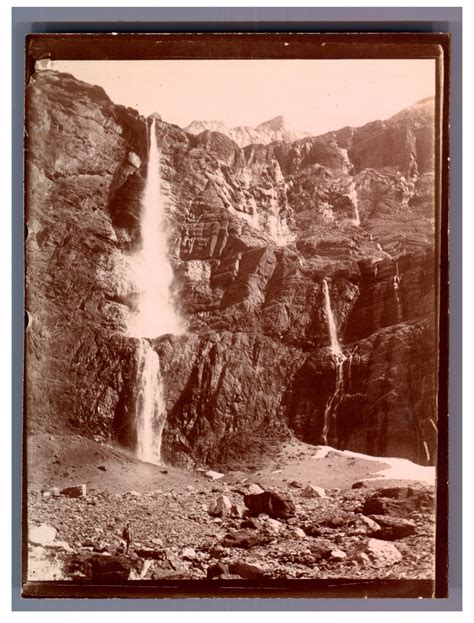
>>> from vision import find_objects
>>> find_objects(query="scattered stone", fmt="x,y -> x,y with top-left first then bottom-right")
205,470 -> 225,481
301,485 -> 326,499
289,480 -> 303,489
330,549 -> 347,561
352,515 -> 381,534
29,524 -> 57,546
208,494 -> 232,517
291,527 -> 306,539
265,518 -> 284,534
150,538 -> 164,547
244,490 -> 295,519
363,487 -> 434,516
209,544 -> 226,558
368,515 -> 417,540
64,553 -> 132,583
247,483 -> 265,495
300,523 -> 322,538
182,547 -> 197,560
240,518 -> 260,530
221,529 -> 271,549
134,548 -> 164,560
352,481 -> 367,489
228,561 -> 266,579
230,503 -> 245,519
97,465 -> 107,472
127,490 -> 141,498
320,516 -> 347,528
362,538 -> 403,567
207,562 -> 228,579
42,491 -> 51,500
61,484 -> 87,498
309,542 -> 333,561
50,487 -> 60,497
164,549 -> 189,572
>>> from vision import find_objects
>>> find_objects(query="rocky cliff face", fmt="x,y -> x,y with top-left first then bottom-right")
25,71 -> 438,467
185,115 -> 311,148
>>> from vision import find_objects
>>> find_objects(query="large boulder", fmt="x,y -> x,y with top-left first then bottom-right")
367,515 -> 417,540
61,484 -> 87,498
358,538 -> 403,567
244,490 -> 296,519
363,487 -> 434,516
208,494 -> 232,517
64,553 -> 132,583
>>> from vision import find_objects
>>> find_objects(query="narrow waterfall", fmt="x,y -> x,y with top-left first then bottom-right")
393,261 -> 402,322
322,279 -> 342,356
322,279 -> 346,445
322,357 -> 345,445
348,182 -> 360,226
128,117 -> 183,464
423,440 -> 431,464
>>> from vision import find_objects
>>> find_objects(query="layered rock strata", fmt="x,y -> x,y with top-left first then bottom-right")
25,71 -> 438,466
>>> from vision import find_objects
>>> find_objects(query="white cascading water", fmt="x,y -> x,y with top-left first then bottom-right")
129,118 -> 183,339
322,279 -> 342,357
321,279 -> 346,444
348,182 -> 360,226
134,340 -> 166,463
128,118 -> 183,464
393,261 -> 402,322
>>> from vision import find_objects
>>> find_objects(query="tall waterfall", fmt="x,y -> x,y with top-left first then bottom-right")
128,118 -> 183,464
322,279 -> 342,356
322,279 -> 346,444
129,118 -> 183,339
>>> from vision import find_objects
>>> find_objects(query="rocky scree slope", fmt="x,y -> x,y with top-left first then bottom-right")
25,71 -> 438,467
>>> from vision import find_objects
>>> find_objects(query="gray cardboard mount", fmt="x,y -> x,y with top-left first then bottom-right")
12,6 -> 462,611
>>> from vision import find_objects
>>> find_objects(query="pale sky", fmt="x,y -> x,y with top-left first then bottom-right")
50,59 -> 435,135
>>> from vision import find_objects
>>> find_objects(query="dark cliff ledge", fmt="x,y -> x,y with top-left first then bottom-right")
25,71 -> 438,466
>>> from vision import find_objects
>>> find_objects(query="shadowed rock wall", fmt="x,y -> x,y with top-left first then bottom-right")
25,71 -> 438,466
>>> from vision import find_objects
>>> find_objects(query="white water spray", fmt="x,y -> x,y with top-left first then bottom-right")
322,356 -> 346,445
348,182 -> 360,226
134,340 -> 166,464
129,118 -> 183,339
322,279 -> 342,357
321,279 -> 346,444
128,118 -> 184,464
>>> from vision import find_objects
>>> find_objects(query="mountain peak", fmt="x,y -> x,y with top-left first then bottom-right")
256,115 -> 287,131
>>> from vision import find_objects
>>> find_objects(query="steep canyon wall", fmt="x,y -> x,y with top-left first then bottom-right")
25,71 -> 438,467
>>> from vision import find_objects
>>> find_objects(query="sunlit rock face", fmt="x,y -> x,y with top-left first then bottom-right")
25,71 -> 438,466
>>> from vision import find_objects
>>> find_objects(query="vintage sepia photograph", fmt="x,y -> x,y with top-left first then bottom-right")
22,34 -> 448,599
